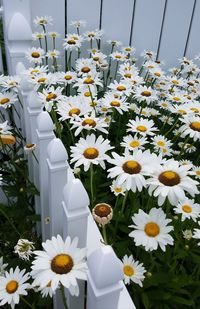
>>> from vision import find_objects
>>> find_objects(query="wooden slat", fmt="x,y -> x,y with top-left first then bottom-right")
158,0 -> 195,67
130,0 -> 166,58
185,0 -> 200,59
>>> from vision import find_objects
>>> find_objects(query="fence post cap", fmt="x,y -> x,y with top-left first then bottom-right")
16,62 -> 26,75
37,111 -> 54,132
20,77 -> 34,92
28,91 -> 42,109
8,12 -> 32,41
63,178 -> 89,210
87,245 -> 123,288
47,138 -> 68,163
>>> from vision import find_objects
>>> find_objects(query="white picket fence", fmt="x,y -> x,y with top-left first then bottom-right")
15,64 -> 135,309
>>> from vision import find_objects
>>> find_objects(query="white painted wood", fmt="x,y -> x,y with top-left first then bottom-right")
158,0 -> 195,67
62,178 -> 89,309
131,0 -> 165,56
36,111 -> 55,241
87,245 -> 124,309
47,138 -> 68,237
185,0 -> 200,59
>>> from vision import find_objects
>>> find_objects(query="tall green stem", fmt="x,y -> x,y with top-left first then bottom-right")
90,164 -> 94,207
102,225 -> 108,245
60,285 -> 69,309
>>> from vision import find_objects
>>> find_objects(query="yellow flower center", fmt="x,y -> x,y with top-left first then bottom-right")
195,170 -> 200,176
110,100 -> 120,107
141,91 -> 151,97
172,80 -> 179,85
178,109 -> 187,114
46,93 -> 57,102
0,98 -> 10,105
93,56 -> 99,61
145,222 -> 160,237
190,121 -> 200,132
38,77 -> 46,83
154,72 -> 161,77
114,187 -> 122,193
101,107 -> 108,112
67,39 -> 76,45
122,160 -> 141,174
136,125 -> 147,132
129,140 -> 140,148
51,254 -> 73,274
182,205 -> 192,213
125,47 -> 132,52
31,52 -> 40,58
190,107 -> 199,113
115,55 -> 122,59
158,171 -> 180,186
69,108 -> 81,116
161,103 -> 168,107
117,85 -> 126,91
82,119 -> 96,128
94,203 -> 111,217
83,147 -> 99,159
81,66 -> 91,73
6,280 -> 18,294
46,281 -> 52,288
84,77 -> 94,84
64,75 -> 72,80
26,143 -> 35,148
157,140 -> 165,147
0,135 -> 16,145
123,265 -> 134,277
124,73 -> 132,78
173,96 -> 180,101
31,69 -> 39,73
84,91 -> 91,97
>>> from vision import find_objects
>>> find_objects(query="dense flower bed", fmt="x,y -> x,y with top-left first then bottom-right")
1,15 -> 200,308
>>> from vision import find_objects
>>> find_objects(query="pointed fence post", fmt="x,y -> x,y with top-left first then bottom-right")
36,111 -> 55,241
47,138 -> 68,237
62,178 -> 90,309
87,246 -> 124,309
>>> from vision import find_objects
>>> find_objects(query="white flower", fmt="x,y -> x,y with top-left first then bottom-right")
120,135 -> 147,151
48,31 -> 60,38
34,16 -> 53,26
74,73 -> 103,92
46,49 -> 60,59
70,134 -> 112,172
122,255 -> 146,286
193,228 -> 200,246
38,86 -> 63,112
58,71 -> 77,85
14,239 -> 35,261
108,81 -> 132,96
56,96 -> 91,121
127,116 -> 158,136
110,180 -> 126,196
107,150 -> 157,192
0,267 -> 30,309
70,20 -> 87,28
134,85 -> 157,105
147,160 -> 199,206
182,229 -> 193,240
31,235 -> 87,294
24,143 -> 37,154
110,51 -> 127,62
84,29 -> 103,41
179,115 -> 200,141
122,46 -> 136,55
100,93 -> 129,114
129,208 -> 174,251
26,47 -> 45,64
174,199 -> 200,222
32,32 -> 45,40
92,203 -> 113,226
70,113 -> 109,136
34,281 -> 55,298
0,121 -> 12,134
0,92 -> 17,109
0,257 -> 8,275
63,34 -> 83,50
76,58 -> 96,75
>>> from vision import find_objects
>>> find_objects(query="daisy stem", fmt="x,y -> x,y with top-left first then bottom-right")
60,285 -> 69,309
121,190 -> 129,214
65,120 -> 75,144
164,116 -> 179,137
68,51 -> 72,70
42,25 -> 48,67
0,206 -> 21,236
90,164 -> 94,207
20,296 -> 34,309
106,45 -> 114,87
177,136 -> 190,160
102,225 -> 108,245
114,61 -> 119,81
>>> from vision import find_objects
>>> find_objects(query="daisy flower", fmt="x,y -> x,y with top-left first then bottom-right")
122,255 -> 146,286
179,115 -> 200,141
48,31 -> 60,38
120,135 -> 147,151
182,229 -> 193,240
14,239 -> 35,261
110,51 -> 126,62
56,96 -> 91,121
122,46 -> 136,55
38,86 -> 63,112
107,40 -> 122,47
46,49 -> 60,59
34,16 -> 53,26
0,267 -> 30,309
24,143 -> 37,154
191,166 -> 200,179
34,281 -> 55,298
100,94 -> 129,114
147,159 -> 199,206
26,47 -> 45,64
167,91 -> 186,104
0,92 -> 18,108
74,73 -> 103,92
152,135 -> 172,152
32,32 -> 45,40
134,85 -> 157,105
63,34 -> 83,50
58,71 -> 77,85
1,76 -> 20,91
129,208 -> 174,251
109,81 -> 132,96
127,116 -> 157,136
31,235 -> 87,293
0,121 -> 12,135
92,203 -> 113,226
70,113 -> 108,136
193,227 -> 200,246
141,50 -> 156,61
174,198 -> 200,222
110,180 -> 126,196
84,29 -> 103,41
70,20 -> 87,29
70,133 -> 112,172
91,52 -> 107,65
107,150 -> 157,192
0,257 -> 8,275
76,58 -> 96,75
